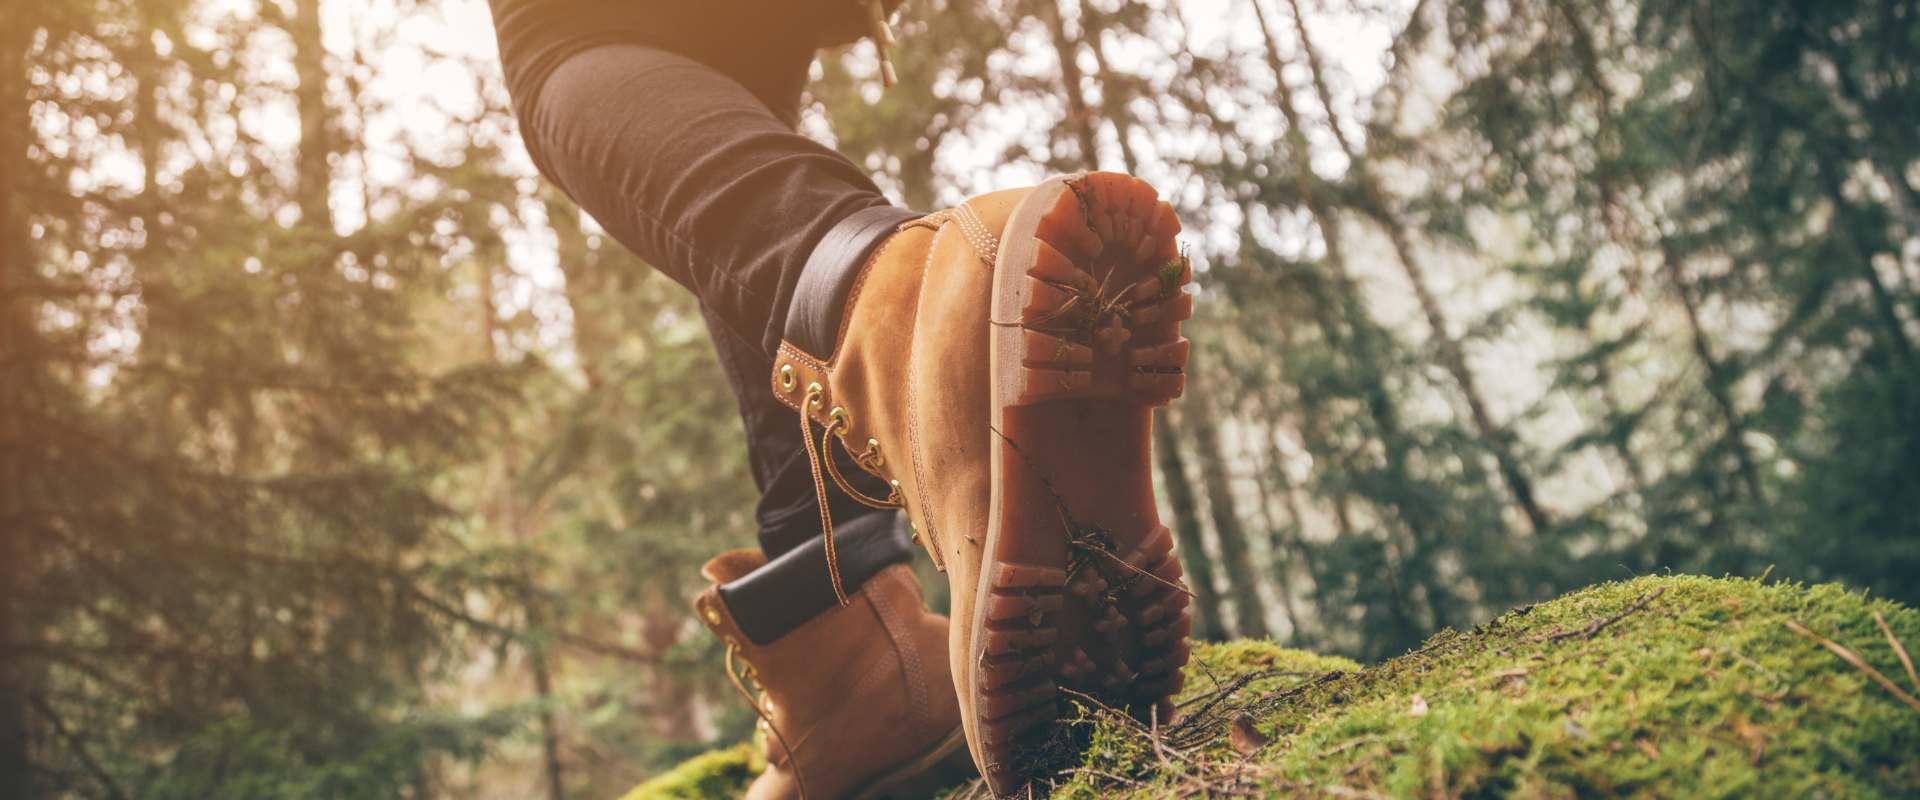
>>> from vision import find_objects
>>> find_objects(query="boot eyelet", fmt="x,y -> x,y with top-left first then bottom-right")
778,363 -> 796,392
867,438 -> 883,467
806,382 -> 824,409
703,605 -> 722,626
828,406 -> 850,432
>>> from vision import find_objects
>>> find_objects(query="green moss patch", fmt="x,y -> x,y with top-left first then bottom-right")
618,744 -> 760,800
629,576 -> 1920,799
1056,575 -> 1920,798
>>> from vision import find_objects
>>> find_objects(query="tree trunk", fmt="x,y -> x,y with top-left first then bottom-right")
1039,0 -> 1100,166
1251,376 -> 1329,644
1653,233 -> 1768,504
1181,358 -> 1271,639
1817,172 -> 1920,371
1154,415 -> 1225,641
291,0 -> 332,231
1248,0 -> 1447,633
475,245 -> 569,800
1282,0 -> 1553,537
1241,405 -> 1305,640
531,633 -> 567,800
0,5 -> 38,792
1551,0 -> 1769,505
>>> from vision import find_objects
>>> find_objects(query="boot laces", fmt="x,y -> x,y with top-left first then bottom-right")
724,642 -> 813,800
800,384 -> 904,607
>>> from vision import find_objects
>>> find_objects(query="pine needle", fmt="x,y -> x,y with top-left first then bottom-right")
1783,620 -> 1920,713
1872,611 -> 1919,694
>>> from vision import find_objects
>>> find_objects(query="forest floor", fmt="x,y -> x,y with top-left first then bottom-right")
625,575 -> 1920,798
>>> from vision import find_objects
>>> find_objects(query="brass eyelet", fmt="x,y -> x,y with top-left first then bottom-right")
828,406 -> 850,433
703,604 -> 722,626
806,382 -> 824,409
778,363 -> 796,392
866,438 -> 883,467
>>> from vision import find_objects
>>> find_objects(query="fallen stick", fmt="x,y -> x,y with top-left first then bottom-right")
1539,586 -> 1668,642
1784,620 -> 1920,713
1872,611 -> 1919,694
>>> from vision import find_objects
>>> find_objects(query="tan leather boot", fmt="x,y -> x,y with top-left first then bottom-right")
696,543 -> 971,800
771,173 -> 1196,794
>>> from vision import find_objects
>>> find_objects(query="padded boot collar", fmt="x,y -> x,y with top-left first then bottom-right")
714,510 -> 914,645
785,205 -> 924,358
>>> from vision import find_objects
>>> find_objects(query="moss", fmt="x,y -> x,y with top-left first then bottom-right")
1061,575 -> 1920,798
628,576 -> 1920,799
1156,255 -> 1188,298
618,744 -> 760,800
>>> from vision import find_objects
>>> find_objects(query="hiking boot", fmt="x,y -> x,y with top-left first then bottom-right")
695,516 -> 973,800
772,173 -> 1196,794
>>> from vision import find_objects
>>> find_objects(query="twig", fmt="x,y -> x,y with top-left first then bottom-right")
1078,767 -> 1146,788
1088,544 -> 1198,598
1538,586 -> 1667,642
1151,704 -> 1179,774
1784,620 -> 1920,713
1174,668 -> 1279,717
1872,611 -> 1919,694
1059,686 -> 1151,734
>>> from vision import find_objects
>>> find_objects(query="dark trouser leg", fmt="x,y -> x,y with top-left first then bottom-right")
518,42 -> 906,570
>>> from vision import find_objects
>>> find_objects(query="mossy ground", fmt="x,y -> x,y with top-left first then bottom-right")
627,575 -> 1920,799
619,744 -> 761,800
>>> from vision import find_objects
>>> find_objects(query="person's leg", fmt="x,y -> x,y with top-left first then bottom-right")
508,37 -> 974,797
523,43 -> 894,362
523,42 -> 910,559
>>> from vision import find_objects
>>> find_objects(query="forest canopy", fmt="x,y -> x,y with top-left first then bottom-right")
3,0 -> 1918,796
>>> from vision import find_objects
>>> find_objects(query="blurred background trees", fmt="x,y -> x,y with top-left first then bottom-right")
3,0 -> 1915,795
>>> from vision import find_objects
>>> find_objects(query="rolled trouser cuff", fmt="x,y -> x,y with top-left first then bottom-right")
719,510 -> 914,644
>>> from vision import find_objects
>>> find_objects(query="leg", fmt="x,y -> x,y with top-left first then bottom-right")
522,43 -> 889,360
512,38 -> 973,798
523,42 -> 900,559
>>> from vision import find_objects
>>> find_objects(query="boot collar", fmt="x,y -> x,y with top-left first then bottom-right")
783,205 -> 923,359
697,512 -> 913,646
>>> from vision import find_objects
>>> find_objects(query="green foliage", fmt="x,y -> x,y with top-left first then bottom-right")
142,711 -> 517,800
2,0 -> 557,793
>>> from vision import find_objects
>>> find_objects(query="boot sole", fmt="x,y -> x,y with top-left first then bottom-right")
968,173 -> 1195,794
850,727 -> 975,800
